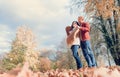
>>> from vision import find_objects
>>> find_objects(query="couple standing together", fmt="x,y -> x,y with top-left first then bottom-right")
66,16 -> 96,69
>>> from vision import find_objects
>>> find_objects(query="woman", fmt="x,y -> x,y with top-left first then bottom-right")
65,21 -> 82,69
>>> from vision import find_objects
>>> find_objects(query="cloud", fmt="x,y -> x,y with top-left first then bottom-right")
0,24 -> 14,52
0,0 -> 79,51
0,0 -> 69,21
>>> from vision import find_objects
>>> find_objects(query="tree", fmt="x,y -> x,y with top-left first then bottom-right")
70,0 -> 120,65
2,25 -> 39,71
16,26 -> 40,70
39,57 -> 51,72
2,32 -> 27,70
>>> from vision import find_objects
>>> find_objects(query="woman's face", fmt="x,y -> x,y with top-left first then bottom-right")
73,22 -> 78,28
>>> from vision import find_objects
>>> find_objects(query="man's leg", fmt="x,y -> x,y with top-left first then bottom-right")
86,41 -> 96,67
81,41 -> 92,67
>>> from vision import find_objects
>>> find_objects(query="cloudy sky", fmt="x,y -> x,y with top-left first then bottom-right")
0,0 -> 81,53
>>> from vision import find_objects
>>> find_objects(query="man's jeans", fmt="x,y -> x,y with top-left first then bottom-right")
81,40 -> 96,67
71,45 -> 82,69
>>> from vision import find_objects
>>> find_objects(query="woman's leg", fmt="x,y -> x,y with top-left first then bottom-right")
71,45 -> 82,69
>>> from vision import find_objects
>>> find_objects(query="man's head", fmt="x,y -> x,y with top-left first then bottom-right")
78,16 -> 84,23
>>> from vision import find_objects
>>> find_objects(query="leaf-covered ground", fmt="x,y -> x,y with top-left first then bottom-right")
0,63 -> 120,77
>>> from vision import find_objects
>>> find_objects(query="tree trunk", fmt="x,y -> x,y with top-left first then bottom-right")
100,16 -> 120,65
114,57 -> 120,65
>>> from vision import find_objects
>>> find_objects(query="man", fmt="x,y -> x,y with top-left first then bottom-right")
78,16 -> 96,67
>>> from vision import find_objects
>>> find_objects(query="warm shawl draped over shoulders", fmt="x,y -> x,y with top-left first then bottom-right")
65,26 -> 80,47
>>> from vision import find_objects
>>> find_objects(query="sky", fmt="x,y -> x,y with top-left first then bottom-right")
0,0 -> 82,53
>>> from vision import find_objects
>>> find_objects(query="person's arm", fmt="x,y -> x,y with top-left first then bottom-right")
79,22 -> 90,32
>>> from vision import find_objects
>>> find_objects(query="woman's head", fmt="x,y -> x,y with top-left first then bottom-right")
71,21 -> 79,29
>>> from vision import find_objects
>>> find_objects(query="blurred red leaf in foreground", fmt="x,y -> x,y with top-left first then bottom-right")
0,63 -> 120,77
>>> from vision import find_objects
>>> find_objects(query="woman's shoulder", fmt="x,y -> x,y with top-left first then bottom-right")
65,26 -> 71,36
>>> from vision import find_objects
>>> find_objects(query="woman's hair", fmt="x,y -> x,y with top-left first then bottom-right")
71,21 -> 79,30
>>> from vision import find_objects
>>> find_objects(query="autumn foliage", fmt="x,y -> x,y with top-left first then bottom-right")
0,63 -> 120,77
